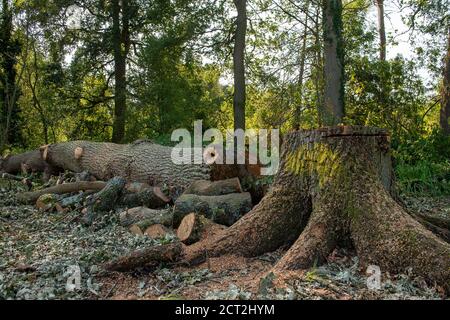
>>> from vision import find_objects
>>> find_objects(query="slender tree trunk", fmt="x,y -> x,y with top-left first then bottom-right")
294,0 -> 310,129
232,0 -> 247,131
314,6 -> 324,126
322,0 -> 344,125
28,43 -> 49,144
0,0 -> 22,152
375,0 -> 386,61
440,27 -> 450,135
111,0 -> 129,143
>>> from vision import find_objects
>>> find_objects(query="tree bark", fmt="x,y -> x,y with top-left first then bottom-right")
440,27 -> 450,135
17,180 -> 107,204
183,178 -> 242,196
82,176 -> 126,225
375,0 -> 386,61
0,0 -> 23,151
183,126 -> 449,292
0,149 -> 55,176
294,0 -> 310,129
119,186 -> 170,209
119,206 -> 173,228
233,0 -> 247,131
322,0 -> 344,125
173,192 -> 253,227
41,140 -> 211,191
103,242 -> 182,272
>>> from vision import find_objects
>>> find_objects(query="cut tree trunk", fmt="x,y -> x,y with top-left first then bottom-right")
183,126 -> 450,292
119,206 -> 173,228
0,149 -> 59,180
1,172 -> 32,190
183,178 -> 242,196
41,140 -> 211,192
177,213 -> 206,244
17,181 -> 107,204
103,242 -> 182,272
119,186 -> 170,209
144,224 -> 171,239
82,177 -> 126,225
172,192 -> 253,227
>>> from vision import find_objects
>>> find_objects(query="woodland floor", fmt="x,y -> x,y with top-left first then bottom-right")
0,180 -> 448,300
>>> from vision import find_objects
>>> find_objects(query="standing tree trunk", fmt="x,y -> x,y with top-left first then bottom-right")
294,0 -> 310,129
0,0 -> 23,152
184,126 -> 449,292
232,0 -> 247,131
322,0 -> 344,125
375,0 -> 386,61
111,0 -> 130,143
440,27 -> 450,135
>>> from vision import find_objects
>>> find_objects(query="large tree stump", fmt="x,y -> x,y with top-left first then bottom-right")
184,126 -> 450,291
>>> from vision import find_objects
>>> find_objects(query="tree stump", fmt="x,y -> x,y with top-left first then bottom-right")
185,126 -> 450,291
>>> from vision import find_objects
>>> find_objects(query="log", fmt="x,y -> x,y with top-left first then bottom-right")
103,242 -> 182,271
176,213 -> 205,244
83,177 -> 126,225
41,140 -> 211,190
119,186 -> 170,209
144,224 -> 171,239
183,178 -> 243,196
17,181 -> 107,204
0,172 -> 32,190
172,192 -> 253,227
129,225 -> 144,236
125,182 -> 151,193
119,207 -> 173,227
36,194 -> 61,211
57,191 -> 96,208
40,140 -> 263,196
0,149 -> 60,180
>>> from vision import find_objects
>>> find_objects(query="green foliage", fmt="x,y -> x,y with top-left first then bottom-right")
394,129 -> 450,196
396,160 -> 450,196
0,0 -> 447,198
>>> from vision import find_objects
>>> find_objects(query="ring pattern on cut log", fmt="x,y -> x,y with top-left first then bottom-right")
184,126 -> 450,292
